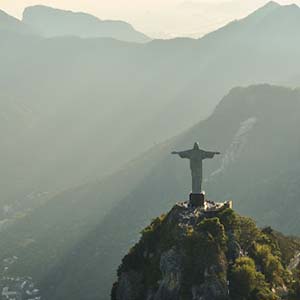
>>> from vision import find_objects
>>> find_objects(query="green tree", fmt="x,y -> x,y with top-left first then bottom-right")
198,217 -> 226,246
218,208 -> 238,232
254,243 -> 284,286
230,257 -> 266,300
236,217 -> 260,251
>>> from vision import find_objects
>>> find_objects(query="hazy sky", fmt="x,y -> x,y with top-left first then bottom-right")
1,0 -> 300,38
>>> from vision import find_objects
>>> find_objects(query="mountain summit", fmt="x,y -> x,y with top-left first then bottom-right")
112,204 -> 300,300
245,0 -> 300,28
22,5 -> 150,42
257,1 -> 281,11
203,0 -> 300,43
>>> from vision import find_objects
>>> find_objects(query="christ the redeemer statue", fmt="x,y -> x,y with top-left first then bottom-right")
172,142 -> 220,194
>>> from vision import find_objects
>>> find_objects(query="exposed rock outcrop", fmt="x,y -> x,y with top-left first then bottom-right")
112,203 -> 300,300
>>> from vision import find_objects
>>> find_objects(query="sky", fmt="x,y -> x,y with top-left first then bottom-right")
1,0 -> 300,38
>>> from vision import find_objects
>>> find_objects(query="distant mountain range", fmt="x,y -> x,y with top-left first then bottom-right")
22,5 -> 151,43
0,5 -> 150,43
1,1 -> 300,219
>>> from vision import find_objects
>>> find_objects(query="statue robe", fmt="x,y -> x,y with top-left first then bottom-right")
178,149 -> 216,193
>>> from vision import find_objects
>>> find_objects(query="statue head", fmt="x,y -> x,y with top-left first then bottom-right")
193,142 -> 200,150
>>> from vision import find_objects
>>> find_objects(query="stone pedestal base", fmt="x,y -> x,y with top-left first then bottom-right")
189,193 -> 205,207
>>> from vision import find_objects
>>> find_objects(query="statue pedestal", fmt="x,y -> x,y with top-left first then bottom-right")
189,192 -> 205,207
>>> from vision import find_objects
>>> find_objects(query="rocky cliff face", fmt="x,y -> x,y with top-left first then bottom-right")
112,201 -> 300,300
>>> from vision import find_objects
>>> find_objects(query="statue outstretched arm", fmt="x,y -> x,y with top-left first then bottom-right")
202,150 -> 221,159
171,150 -> 192,159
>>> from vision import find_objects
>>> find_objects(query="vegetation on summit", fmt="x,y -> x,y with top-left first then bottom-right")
113,206 -> 300,300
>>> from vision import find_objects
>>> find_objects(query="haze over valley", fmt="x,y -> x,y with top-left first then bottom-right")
1,2 -> 300,300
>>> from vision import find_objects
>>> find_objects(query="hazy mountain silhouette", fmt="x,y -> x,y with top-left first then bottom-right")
22,5 -> 150,43
2,1 -> 300,220
0,9 -> 33,35
2,85 -> 300,299
203,0 -> 300,43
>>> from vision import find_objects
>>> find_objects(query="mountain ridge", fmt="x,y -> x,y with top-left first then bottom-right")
0,9 -> 33,35
201,0 -> 300,44
2,1 -> 300,208
22,5 -> 151,43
